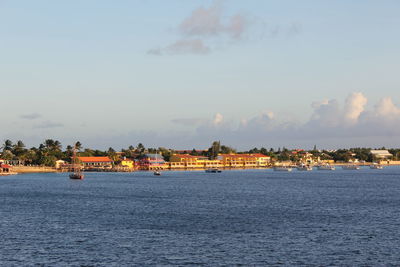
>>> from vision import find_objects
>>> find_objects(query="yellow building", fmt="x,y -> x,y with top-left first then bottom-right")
120,158 -> 135,169
169,154 -> 208,169
169,153 -> 270,169
219,154 -> 271,168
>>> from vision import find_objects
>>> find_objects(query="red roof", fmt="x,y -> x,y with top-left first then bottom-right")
220,154 -> 270,159
78,157 -> 112,163
173,154 -> 208,159
250,153 -> 271,158
1,164 -> 11,168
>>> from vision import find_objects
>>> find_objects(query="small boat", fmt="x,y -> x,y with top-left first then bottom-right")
317,164 -> 335,171
153,171 -> 161,176
274,166 -> 293,172
297,164 -> 313,171
205,168 -> 222,173
69,173 -> 84,180
69,144 -> 84,180
342,165 -> 360,170
370,164 -> 383,170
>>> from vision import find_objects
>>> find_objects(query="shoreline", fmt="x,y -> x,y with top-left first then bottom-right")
6,163 -> 400,175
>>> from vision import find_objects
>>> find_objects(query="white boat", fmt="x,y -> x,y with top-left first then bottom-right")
297,164 -> 313,171
153,170 -> 161,176
317,164 -> 335,171
274,166 -> 293,172
370,164 -> 383,170
342,165 -> 360,170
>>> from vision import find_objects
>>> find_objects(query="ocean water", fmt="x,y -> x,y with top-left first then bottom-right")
1,168 -> 400,266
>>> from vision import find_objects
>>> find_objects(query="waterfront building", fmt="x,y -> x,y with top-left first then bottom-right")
252,153 -> 272,167
298,152 -> 320,165
138,154 -> 166,170
371,150 -> 394,164
120,158 -> 135,169
169,154 -> 223,169
55,160 -> 66,169
218,154 -> 271,168
370,150 -> 393,159
0,159 -> 24,166
169,154 -> 207,169
78,157 -> 113,170
0,163 -> 12,173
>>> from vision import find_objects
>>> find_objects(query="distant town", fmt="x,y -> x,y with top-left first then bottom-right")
0,139 -> 399,175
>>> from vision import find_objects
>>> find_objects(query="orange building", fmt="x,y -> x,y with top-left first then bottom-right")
78,157 -> 113,170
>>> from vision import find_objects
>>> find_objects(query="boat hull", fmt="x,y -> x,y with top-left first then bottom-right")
297,167 -> 313,171
342,166 -> 360,170
206,169 -> 222,173
69,174 -> 84,179
317,166 -> 335,171
370,165 -> 383,169
274,167 -> 293,172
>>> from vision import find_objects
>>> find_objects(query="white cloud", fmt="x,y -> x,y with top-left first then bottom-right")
180,1 -> 223,37
212,113 -> 224,125
373,97 -> 400,117
177,93 -> 400,149
179,1 -> 247,39
148,0 -> 248,55
343,92 -> 367,124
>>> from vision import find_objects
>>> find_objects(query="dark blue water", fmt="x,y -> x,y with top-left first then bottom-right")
1,168 -> 400,266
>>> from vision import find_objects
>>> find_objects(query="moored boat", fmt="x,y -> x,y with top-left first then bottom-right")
274,166 -> 293,172
297,164 -> 313,171
370,164 -> 383,170
342,165 -> 360,170
206,168 -> 222,173
154,170 -> 161,176
69,144 -> 84,180
317,164 -> 335,171
69,173 -> 84,179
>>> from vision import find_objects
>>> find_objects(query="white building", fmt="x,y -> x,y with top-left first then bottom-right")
370,150 -> 393,159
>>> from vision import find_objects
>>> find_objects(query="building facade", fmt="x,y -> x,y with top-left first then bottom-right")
78,157 -> 113,170
137,154 -> 166,170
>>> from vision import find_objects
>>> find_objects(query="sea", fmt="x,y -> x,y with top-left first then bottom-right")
1,168 -> 400,266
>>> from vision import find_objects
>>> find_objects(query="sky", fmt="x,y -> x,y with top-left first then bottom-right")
1,0 -> 400,150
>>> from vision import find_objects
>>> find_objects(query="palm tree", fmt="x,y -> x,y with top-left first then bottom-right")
12,140 -> 26,158
75,141 -> 82,152
2,139 -> 13,152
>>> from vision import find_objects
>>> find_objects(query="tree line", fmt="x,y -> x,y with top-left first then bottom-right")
1,139 -> 399,167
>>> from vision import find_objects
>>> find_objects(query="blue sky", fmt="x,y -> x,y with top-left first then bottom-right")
1,0 -> 400,150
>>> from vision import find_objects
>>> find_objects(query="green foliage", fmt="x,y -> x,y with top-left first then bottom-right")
208,141 -> 221,159
159,147 -> 172,161
1,138 -> 398,166
220,145 -> 236,154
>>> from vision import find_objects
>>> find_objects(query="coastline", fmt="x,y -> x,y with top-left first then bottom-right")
5,163 -> 400,175
11,166 -> 57,174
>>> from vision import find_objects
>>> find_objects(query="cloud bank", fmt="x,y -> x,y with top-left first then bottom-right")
4,93 -> 399,150
168,92 -> 400,149
148,0 -> 248,55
